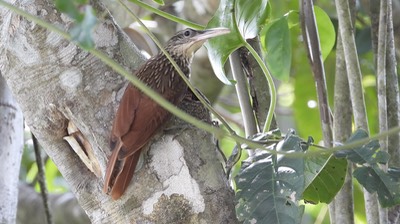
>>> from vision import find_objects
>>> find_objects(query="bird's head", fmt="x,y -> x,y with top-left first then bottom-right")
165,27 -> 230,59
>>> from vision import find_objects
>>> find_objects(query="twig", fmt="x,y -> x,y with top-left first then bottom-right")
32,133 -> 53,224
300,0 -> 333,147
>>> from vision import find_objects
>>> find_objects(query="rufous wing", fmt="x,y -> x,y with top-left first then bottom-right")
104,83 -> 173,199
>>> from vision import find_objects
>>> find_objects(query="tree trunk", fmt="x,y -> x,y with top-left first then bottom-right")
0,0 -> 237,223
0,74 -> 24,223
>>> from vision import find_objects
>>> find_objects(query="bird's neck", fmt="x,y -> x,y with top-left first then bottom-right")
136,51 -> 192,94
167,51 -> 192,77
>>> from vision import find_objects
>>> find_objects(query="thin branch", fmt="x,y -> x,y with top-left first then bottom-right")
300,0 -> 333,147
377,0 -> 388,154
229,50 -> 257,158
384,0 -> 400,222
376,0 -> 389,222
32,133 -> 53,224
385,0 -> 400,167
229,50 -> 258,136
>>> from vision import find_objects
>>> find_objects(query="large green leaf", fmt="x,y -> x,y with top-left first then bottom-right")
354,165 -> 400,207
334,129 -> 400,207
303,155 -> 347,204
264,16 -> 291,80
235,0 -> 268,39
206,0 -> 241,85
235,132 -> 305,223
334,129 -> 390,165
206,0 -> 268,84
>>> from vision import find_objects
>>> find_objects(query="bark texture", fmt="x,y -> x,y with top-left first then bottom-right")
0,0 -> 237,223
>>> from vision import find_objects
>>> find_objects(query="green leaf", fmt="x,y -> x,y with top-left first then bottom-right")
333,129 -> 400,207
354,165 -> 400,207
264,17 -> 291,80
206,0 -> 240,85
314,6 -> 335,61
334,129 -> 389,165
235,0 -> 268,39
70,6 -> 97,49
303,155 -> 347,204
235,132 -> 305,223
206,0 -> 268,85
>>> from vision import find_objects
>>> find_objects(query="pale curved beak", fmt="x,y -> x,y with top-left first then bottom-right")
191,27 -> 231,42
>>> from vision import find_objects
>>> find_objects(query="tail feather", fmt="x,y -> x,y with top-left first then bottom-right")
103,140 -> 123,194
110,149 -> 141,200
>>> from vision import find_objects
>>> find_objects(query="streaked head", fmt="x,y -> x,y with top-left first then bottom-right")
165,28 -> 230,58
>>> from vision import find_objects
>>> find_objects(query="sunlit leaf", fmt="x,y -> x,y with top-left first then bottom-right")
303,155 -> 347,204
314,6 -> 335,61
264,16 -> 291,80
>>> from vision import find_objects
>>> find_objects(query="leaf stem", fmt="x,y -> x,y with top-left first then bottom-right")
244,42 -> 277,132
230,1 -> 277,133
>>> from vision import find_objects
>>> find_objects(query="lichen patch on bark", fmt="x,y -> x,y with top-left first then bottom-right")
59,68 -> 82,92
142,135 -> 205,215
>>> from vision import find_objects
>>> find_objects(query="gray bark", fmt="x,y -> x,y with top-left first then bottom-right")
331,31 -> 354,224
0,0 -> 237,223
335,0 -> 379,223
0,74 -> 24,224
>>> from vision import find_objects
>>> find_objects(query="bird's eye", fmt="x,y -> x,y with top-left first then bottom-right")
183,30 -> 191,37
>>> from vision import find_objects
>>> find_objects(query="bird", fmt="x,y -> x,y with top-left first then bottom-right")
103,27 -> 230,200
